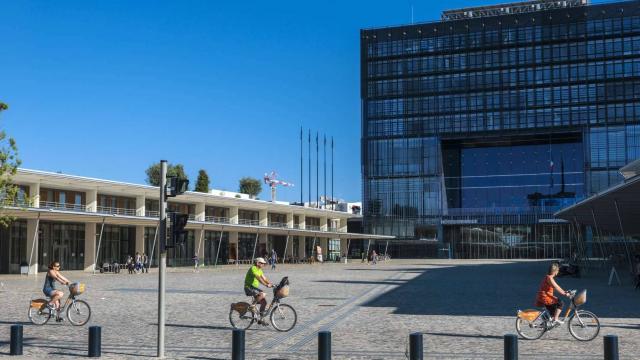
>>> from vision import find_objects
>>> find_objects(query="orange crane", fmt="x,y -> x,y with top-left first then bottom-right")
264,171 -> 294,202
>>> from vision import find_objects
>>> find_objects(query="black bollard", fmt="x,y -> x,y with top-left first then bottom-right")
409,332 -> 423,360
232,329 -> 245,360
10,324 -> 23,356
318,331 -> 331,360
604,335 -> 619,360
88,326 -> 101,358
504,334 -> 518,360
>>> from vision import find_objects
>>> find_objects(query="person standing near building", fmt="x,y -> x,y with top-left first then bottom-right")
142,253 -> 149,273
371,250 -> 378,265
316,245 -> 323,263
271,249 -> 277,270
192,253 -> 199,272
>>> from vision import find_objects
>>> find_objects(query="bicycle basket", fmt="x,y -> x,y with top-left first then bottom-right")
30,299 -> 47,309
275,285 -> 289,298
517,309 -> 541,322
572,289 -> 587,306
69,282 -> 85,295
231,302 -> 250,315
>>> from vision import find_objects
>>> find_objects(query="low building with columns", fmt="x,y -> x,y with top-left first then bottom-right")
0,169 -> 392,274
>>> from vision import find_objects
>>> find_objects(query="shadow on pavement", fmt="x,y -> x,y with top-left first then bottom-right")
422,331 -> 503,340
359,261 -> 640,318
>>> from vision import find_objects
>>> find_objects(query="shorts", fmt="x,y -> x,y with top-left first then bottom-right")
244,286 -> 263,297
43,287 -> 56,297
545,301 -> 563,314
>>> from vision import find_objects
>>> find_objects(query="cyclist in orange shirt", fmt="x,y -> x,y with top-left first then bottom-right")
535,262 -> 570,326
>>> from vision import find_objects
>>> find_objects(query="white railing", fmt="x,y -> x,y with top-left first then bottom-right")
39,201 -> 87,212
96,206 -> 137,216
268,221 -> 289,228
238,218 -> 261,226
188,214 -> 197,221
145,210 -> 159,218
292,224 -> 304,229
328,227 -> 339,232
306,225 -> 321,231
205,216 -> 230,224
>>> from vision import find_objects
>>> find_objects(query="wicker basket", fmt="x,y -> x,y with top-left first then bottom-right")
231,302 -> 250,315
572,289 -> 587,306
276,285 -> 289,298
69,282 -> 85,295
30,299 -> 47,309
517,309 -> 541,322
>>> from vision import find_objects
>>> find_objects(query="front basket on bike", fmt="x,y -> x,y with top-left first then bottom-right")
517,309 -> 541,322
30,299 -> 47,309
572,289 -> 587,306
70,282 -> 85,295
275,285 -> 289,298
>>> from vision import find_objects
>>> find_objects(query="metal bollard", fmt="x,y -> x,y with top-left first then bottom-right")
232,329 -> 245,360
604,335 -> 619,360
504,334 -> 518,360
409,332 -> 423,360
88,326 -> 101,358
318,331 -> 331,360
10,324 -> 23,356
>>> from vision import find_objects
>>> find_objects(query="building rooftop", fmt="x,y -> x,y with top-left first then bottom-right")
442,0 -> 588,21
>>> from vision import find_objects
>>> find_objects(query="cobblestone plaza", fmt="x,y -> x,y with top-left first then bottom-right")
0,260 -> 639,359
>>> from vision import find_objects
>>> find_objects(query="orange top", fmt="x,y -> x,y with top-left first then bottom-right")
535,275 -> 558,306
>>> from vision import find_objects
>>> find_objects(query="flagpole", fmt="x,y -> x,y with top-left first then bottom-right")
331,137 -> 334,211
323,134 -> 327,210
300,126 -> 303,204
308,129 -> 311,206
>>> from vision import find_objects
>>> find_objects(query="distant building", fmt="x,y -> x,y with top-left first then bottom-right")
361,0 -> 640,258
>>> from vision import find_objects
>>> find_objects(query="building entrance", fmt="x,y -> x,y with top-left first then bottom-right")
38,222 -> 85,271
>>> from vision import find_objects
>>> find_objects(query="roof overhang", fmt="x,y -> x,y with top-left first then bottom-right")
0,207 -> 392,240
555,174 -> 640,235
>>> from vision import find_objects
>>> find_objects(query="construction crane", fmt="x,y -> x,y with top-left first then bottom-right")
264,171 -> 294,202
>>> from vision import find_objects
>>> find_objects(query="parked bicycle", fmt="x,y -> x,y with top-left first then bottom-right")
229,277 -> 297,331
516,289 -> 600,341
28,282 -> 91,326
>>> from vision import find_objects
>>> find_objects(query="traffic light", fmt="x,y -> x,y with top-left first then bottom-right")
165,177 -> 189,200
167,212 -> 189,249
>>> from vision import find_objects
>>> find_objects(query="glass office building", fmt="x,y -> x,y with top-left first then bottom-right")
361,0 -> 640,258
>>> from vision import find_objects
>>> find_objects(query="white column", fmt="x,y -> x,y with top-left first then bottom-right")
340,238 -> 349,258
229,207 -> 239,225
320,216 -> 328,232
28,183 -> 40,208
86,189 -> 98,212
286,213 -> 294,229
195,228 -> 205,262
299,214 -> 306,230
229,231 -> 239,262
135,225 -> 145,254
195,202 -> 206,221
136,195 -> 145,217
84,223 -> 97,272
259,209 -> 268,226
26,219 -> 39,274
339,218 -> 348,232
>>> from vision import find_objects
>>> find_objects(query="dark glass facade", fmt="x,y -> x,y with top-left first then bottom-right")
361,1 -> 640,258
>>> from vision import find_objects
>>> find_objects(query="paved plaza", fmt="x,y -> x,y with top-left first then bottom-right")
0,259 -> 639,359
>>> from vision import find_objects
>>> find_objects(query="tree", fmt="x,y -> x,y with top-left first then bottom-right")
194,169 -> 210,193
238,177 -> 262,198
0,102 -> 22,227
145,162 -> 189,187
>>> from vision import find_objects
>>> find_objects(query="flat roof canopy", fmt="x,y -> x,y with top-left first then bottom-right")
555,175 -> 640,235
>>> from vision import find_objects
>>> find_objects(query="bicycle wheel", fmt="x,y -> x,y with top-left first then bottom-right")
229,308 -> 254,330
515,316 -> 546,340
270,303 -> 297,332
28,306 -> 52,325
67,300 -> 91,326
568,310 -> 600,341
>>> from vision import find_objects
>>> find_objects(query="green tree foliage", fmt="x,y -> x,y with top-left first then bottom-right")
238,177 -> 262,198
0,102 -> 22,227
145,162 -> 189,187
194,169 -> 210,193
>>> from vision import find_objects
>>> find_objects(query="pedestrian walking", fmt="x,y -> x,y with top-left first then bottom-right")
126,255 -> 134,274
371,250 -> 378,265
271,249 -> 277,270
192,253 -> 199,272
142,253 -> 149,273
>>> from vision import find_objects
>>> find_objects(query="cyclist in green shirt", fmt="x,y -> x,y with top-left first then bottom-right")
244,257 -> 273,322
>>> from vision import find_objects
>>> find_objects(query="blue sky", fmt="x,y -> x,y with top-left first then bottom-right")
1,0 -> 490,202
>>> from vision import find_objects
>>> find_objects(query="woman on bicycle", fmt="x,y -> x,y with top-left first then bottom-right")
43,261 -> 70,319
535,262 -> 570,326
